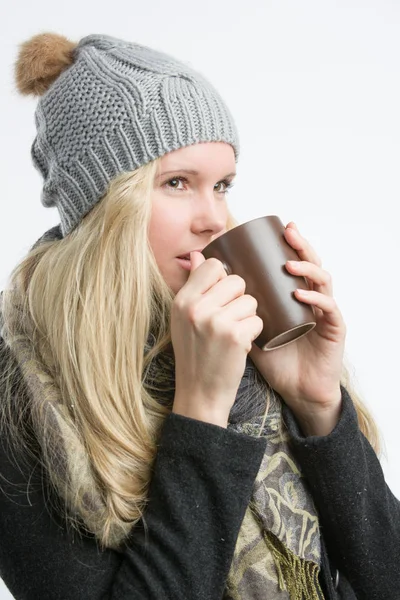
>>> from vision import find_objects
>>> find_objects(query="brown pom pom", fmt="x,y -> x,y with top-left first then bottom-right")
14,32 -> 77,97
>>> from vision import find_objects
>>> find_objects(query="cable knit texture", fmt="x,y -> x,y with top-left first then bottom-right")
26,33 -> 239,236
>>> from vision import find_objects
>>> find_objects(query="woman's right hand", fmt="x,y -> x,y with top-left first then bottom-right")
171,251 -> 264,427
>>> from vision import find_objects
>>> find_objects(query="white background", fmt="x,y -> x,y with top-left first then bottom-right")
1,0 -> 399,597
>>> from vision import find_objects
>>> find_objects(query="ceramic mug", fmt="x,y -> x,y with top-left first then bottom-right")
201,215 -> 316,351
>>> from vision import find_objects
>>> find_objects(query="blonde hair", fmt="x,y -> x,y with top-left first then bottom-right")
0,157 -> 380,548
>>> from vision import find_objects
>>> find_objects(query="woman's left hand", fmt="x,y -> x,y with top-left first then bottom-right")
249,221 -> 347,434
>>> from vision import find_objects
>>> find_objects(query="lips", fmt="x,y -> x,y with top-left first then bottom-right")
176,256 -> 193,271
177,249 -> 204,260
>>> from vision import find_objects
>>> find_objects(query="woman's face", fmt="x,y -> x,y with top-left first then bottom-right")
149,142 -> 236,294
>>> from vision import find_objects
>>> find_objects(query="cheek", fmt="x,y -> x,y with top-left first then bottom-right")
148,203 -> 185,261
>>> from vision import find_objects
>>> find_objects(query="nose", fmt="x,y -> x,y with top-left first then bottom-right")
190,191 -> 227,236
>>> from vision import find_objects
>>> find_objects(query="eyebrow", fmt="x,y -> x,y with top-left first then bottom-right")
157,169 -> 237,179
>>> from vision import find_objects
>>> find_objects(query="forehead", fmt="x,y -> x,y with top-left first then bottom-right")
158,142 -> 236,174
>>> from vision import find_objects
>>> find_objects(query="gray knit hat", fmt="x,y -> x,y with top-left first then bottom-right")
14,33 -> 240,237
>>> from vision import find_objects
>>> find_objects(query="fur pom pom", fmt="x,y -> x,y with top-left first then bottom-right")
14,32 -> 77,97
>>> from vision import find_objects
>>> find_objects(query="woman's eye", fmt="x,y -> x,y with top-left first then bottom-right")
165,177 -> 185,190
215,180 -> 234,193
215,181 -> 227,192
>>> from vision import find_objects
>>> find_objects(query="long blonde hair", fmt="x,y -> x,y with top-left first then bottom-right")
0,157 -> 380,548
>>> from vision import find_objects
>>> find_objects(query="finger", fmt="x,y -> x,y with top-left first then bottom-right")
284,224 -> 322,268
190,250 -> 206,273
294,289 -> 344,330
235,315 -> 264,351
201,274 -> 247,309
218,293 -> 258,321
286,260 -> 333,296
186,253 -> 227,295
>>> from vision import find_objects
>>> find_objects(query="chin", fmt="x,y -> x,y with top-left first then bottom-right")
161,263 -> 190,295
171,274 -> 189,295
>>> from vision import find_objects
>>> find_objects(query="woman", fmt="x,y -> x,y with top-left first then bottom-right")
0,32 -> 398,600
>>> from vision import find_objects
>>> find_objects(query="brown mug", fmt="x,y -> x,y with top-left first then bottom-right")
201,215 -> 316,351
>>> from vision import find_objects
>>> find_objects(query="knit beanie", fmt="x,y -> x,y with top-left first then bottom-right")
14,33 -> 240,237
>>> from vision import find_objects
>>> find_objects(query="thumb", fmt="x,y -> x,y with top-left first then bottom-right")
190,250 -> 205,274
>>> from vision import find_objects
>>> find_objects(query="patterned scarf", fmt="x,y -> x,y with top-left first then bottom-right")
145,342 -> 324,599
